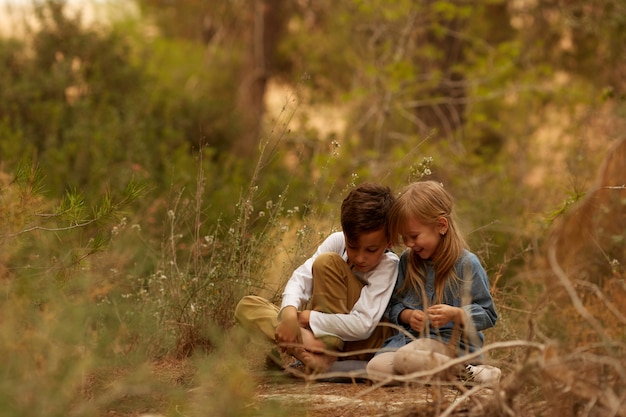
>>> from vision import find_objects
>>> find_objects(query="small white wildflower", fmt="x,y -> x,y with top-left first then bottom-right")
610,258 -> 620,273
258,211 -> 265,217
131,224 -> 141,231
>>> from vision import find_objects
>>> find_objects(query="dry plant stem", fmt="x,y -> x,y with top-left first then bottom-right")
438,385 -> 489,417
298,339 -> 545,387
542,356 -> 626,416
192,147 -> 205,273
168,190 -> 184,276
547,244 -> 612,348
3,220 -> 99,236
543,349 -> 626,416
574,279 -> 626,324
237,87 -> 301,280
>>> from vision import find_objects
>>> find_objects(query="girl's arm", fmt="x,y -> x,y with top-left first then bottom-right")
387,251 -> 410,326
460,252 -> 498,331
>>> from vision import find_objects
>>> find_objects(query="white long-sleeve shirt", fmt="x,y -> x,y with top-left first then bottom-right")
280,231 -> 399,341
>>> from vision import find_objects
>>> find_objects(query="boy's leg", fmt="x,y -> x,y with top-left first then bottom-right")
310,252 -> 364,351
342,322 -> 394,361
234,295 -> 280,343
311,252 -> 363,312
236,295 -> 332,372
293,327 -> 337,373
310,252 -> 392,360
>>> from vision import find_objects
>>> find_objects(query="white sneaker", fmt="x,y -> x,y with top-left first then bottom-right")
466,364 -> 501,385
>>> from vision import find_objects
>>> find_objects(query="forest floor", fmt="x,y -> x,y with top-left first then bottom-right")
255,374 -> 468,417
100,358 -> 499,417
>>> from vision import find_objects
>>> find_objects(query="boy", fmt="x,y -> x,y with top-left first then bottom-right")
234,183 -> 399,373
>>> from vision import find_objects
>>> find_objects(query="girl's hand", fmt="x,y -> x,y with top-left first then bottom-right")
427,304 -> 464,328
400,309 -> 427,332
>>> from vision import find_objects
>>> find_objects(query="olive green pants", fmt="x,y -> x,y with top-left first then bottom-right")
234,252 -> 392,360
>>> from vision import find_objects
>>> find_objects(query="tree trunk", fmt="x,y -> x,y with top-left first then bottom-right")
233,0 -> 286,159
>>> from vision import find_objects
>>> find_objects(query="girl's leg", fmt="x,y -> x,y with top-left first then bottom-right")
393,338 -> 454,376
366,352 -> 397,380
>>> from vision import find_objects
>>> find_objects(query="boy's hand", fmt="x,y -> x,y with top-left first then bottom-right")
275,306 -> 302,350
297,310 -> 311,328
427,304 -> 464,328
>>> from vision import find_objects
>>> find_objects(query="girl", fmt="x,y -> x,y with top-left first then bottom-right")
366,181 -> 498,381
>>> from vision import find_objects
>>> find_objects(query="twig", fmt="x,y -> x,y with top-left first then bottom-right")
438,384 -> 488,417
547,244 -> 611,347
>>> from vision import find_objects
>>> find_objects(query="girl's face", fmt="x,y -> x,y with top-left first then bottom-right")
400,216 -> 448,260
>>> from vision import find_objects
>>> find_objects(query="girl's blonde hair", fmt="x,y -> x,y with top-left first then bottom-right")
388,181 -> 468,304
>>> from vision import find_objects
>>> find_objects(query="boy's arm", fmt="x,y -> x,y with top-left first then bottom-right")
279,232 -> 345,311
274,306 -> 301,348
307,252 -> 399,341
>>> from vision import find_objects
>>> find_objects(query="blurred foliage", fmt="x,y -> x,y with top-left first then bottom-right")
0,0 -> 244,221
0,0 -> 625,415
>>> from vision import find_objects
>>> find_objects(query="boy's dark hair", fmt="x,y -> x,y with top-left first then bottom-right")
340,182 -> 395,244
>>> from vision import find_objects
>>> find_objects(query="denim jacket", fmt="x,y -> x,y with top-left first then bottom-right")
381,249 -> 497,355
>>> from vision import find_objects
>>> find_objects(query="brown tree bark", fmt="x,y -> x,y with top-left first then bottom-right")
233,0 -> 287,159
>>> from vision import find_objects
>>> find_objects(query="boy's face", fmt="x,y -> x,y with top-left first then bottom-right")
345,228 -> 390,273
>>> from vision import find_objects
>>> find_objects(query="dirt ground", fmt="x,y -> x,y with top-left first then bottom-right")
253,369 -> 497,417
117,357 -> 499,417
